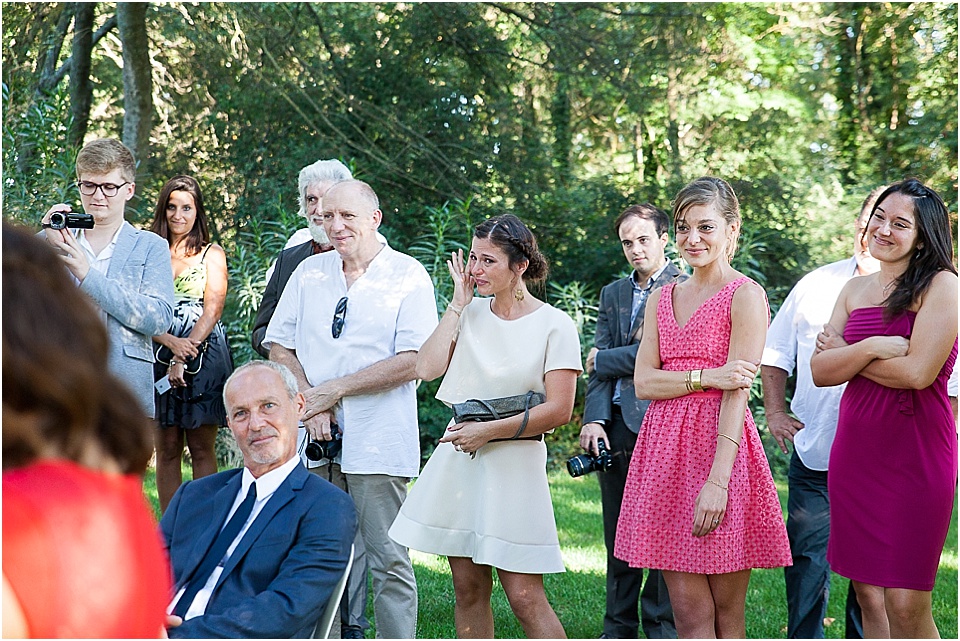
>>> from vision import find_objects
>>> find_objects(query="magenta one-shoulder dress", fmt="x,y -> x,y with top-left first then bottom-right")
828,307 -> 958,591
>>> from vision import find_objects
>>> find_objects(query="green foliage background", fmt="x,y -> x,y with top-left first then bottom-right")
3,2 -> 957,473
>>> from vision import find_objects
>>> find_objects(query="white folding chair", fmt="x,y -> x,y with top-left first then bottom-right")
312,543 -> 355,639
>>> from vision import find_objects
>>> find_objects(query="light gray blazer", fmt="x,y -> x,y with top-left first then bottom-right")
79,221 -> 174,417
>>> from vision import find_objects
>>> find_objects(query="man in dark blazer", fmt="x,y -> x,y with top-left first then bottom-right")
252,240 -> 321,358
162,361 -> 356,639
581,204 -> 685,639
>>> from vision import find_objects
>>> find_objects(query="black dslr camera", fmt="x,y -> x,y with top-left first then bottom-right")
304,423 -> 343,461
567,438 -> 614,477
47,211 -> 95,230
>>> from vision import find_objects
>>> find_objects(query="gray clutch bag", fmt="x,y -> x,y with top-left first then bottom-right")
452,391 -> 545,440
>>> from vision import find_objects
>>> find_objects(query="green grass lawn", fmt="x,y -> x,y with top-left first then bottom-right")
143,466 -> 957,638
405,472 -> 958,639
142,461 -> 191,518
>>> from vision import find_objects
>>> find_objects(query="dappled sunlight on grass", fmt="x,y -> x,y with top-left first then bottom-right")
939,549 -> 958,570
410,549 -> 449,572
138,461 -> 957,637
554,496 -> 603,517
560,547 -> 606,574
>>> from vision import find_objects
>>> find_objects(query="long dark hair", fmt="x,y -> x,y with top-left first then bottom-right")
474,214 -> 549,281
867,178 -> 957,318
2,222 -> 154,474
150,175 -> 210,256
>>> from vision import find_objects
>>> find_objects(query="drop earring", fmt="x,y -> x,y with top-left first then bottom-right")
515,287 -> 525,302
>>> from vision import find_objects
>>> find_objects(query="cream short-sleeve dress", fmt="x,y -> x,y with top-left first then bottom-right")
389,297 -> 582,573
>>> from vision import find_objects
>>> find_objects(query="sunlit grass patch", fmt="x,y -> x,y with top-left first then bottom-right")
141,463 -> 957,637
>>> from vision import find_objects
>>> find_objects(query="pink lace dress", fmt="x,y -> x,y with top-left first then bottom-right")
615,277 -> 791,574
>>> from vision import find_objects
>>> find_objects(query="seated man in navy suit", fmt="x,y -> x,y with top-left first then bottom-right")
162,360 -> 356,638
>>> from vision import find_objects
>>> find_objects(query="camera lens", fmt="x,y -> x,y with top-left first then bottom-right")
304,440 -> 325,461
49,212 -> 67,230
566,454 -> 594,478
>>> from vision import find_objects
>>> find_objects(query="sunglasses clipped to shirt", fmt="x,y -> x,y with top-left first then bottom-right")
332,296 -> 348,339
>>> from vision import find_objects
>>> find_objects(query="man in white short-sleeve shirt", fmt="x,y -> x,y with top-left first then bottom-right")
761,190 -> 882,639
265,180 -> 437,639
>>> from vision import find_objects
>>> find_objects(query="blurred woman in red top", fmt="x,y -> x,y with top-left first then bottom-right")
3,221 -> 171,638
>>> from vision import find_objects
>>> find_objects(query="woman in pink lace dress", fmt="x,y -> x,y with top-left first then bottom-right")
811,179 -> 957,638
615,177 -> 791,637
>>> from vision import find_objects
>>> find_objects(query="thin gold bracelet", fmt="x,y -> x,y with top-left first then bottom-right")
706,478 -> 728,491
446,303 -> 463,316
717,432 -> 740,448
684,370 -> 693,393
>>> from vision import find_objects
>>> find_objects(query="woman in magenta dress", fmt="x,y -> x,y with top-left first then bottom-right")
3,222 -> 171,638
811,179 -> 957,638
615,177 -> 791,638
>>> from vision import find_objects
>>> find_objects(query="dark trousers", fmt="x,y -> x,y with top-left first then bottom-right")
785,450 -> 863,639
599,408 -> 676,639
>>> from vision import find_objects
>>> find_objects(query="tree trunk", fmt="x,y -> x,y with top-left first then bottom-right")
834,2 -> 869,186
633,121 -> 644,183
117,2 -> 153,172
68,2 -> 95,149
17,5 -> 72,173
36,5 -> 73,95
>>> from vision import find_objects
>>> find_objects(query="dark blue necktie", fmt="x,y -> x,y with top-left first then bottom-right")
173,482 -> 257,618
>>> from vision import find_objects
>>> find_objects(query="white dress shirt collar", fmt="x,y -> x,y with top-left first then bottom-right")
633,261 -> 669,291
170,454 -> 301,620
239,454 -> 301,503
76,223 -> 124,267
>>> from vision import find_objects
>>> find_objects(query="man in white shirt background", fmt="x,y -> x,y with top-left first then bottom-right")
265,179 -> 438,639
761,188 -> 884,639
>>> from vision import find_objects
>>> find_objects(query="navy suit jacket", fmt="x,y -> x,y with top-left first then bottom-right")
161,463 -> 356,638
583,263 -> 686,432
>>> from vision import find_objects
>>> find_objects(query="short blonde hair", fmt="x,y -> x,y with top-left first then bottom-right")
75,139 -> 137,183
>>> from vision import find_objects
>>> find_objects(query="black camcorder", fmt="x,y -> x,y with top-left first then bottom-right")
304,423 -> 343,461
567,437 -> 614,477
46,211 -> 95,230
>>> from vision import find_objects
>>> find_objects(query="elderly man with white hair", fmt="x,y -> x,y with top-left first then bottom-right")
252,158 -> 352,357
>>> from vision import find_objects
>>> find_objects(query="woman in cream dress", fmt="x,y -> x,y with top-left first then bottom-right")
390,214 -> 581,638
